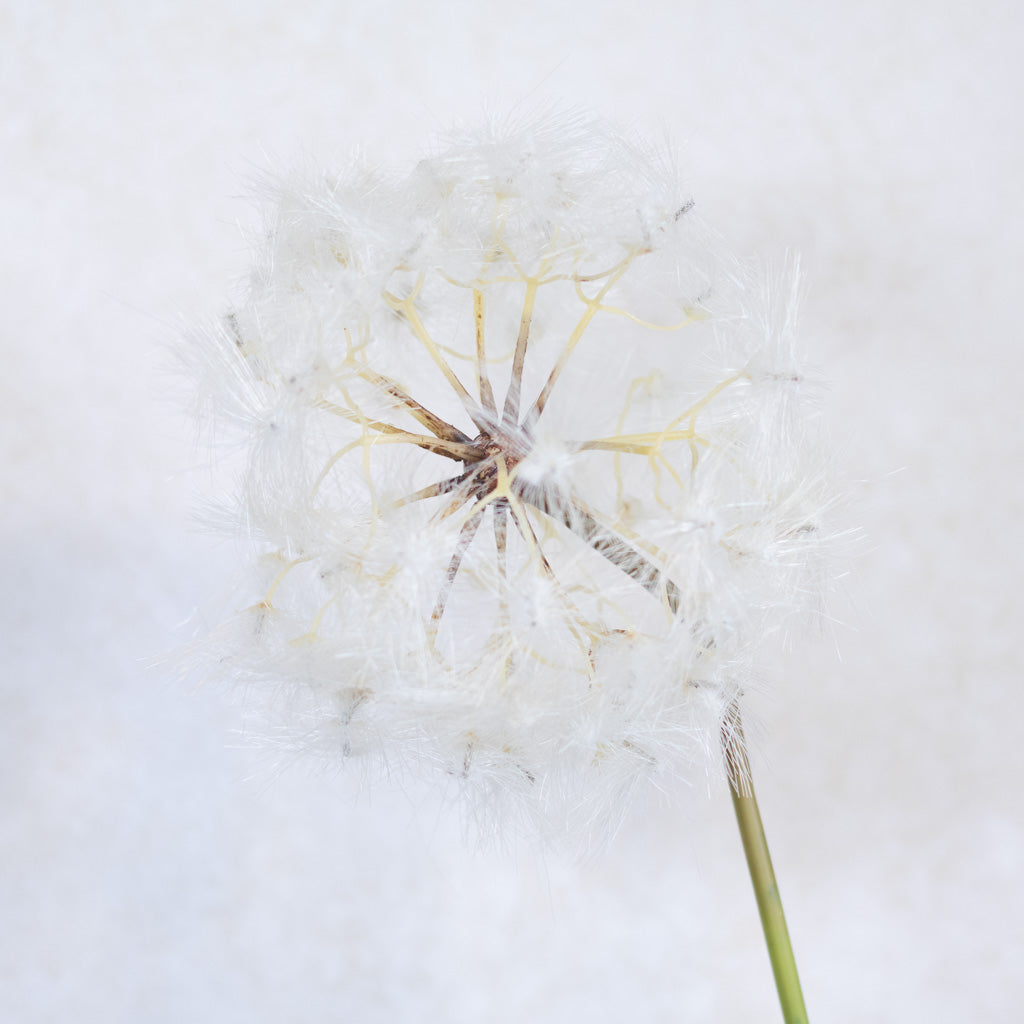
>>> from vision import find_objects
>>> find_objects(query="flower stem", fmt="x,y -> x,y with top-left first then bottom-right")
722,704 -> 809,1024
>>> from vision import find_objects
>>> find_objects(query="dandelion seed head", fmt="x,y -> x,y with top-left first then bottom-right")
186,112 -> 838,846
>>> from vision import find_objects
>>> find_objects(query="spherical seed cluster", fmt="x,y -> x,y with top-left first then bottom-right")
188,114 -> 833,841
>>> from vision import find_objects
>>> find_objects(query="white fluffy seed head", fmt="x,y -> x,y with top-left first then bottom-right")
185,111 -> 839,847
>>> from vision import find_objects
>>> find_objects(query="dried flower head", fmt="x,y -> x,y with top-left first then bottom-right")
189,113 -> 832,841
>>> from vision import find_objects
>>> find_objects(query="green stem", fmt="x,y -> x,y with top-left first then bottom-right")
722,704 -> 809,1024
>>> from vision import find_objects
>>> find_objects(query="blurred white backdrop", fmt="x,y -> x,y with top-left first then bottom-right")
2,1 -> 1021,1020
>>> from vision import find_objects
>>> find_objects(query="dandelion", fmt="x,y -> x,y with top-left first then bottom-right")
187,112 -> 835,1021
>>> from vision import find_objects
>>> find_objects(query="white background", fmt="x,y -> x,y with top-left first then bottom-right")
3,1 -> 1021,1020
